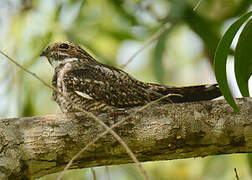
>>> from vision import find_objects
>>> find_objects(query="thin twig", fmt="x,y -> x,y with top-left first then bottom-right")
120,23 -> 171,69
61,93 -> 181,178
71,106 -> 149,180
234,168 -> 239,180
91,168 -> 97,180
0,50 -> 54,91
0,50 -> 149,180
193,0 -> 203,11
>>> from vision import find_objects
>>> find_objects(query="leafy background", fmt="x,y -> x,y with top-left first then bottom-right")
0,0 -> 251,179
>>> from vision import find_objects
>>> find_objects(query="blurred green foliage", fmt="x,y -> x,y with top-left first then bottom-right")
0,0 -> 251,179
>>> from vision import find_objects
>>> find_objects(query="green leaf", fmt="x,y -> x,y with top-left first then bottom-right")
214,11 -> 252,112
234,18 -> 252,97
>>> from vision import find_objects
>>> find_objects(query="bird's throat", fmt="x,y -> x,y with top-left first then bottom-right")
48,57 -> 77,68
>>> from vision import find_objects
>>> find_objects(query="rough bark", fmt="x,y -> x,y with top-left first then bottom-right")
0,98 -> 252,179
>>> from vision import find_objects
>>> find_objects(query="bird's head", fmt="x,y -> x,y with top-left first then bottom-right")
40,41 -> 95,68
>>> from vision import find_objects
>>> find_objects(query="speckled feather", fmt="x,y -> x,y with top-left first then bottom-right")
41,41 -> 222,113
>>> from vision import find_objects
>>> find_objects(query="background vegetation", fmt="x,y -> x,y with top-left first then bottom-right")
0,0 -> 251,179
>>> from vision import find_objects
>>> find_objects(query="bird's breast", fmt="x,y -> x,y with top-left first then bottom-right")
56,62 -> 73,92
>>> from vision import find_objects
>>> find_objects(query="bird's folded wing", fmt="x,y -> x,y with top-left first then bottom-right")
63,64 -> 153,107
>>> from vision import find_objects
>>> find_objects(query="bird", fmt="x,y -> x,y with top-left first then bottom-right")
40,41 -> 222,114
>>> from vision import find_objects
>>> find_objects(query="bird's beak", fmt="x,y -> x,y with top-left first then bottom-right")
40,50 -> 47,57
40,46 -> 50,57
40,46 -> 54,66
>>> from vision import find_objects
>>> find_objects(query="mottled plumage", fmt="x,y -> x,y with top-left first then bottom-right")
40,41 -> 222,113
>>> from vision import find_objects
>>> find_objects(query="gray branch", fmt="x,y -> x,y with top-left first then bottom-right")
1,98 -> 252,179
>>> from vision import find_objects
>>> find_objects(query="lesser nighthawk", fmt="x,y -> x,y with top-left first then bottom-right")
40,41 -> 222,113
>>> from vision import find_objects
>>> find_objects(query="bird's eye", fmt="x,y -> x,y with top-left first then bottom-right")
59,43 -> 69,49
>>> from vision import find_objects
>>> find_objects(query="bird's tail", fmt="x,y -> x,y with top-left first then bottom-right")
147,83 -> 222,103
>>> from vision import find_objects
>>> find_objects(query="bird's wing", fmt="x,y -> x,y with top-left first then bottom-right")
63,63 -> 153,108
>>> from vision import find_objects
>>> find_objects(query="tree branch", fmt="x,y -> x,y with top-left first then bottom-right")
1,98 -> 252,179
